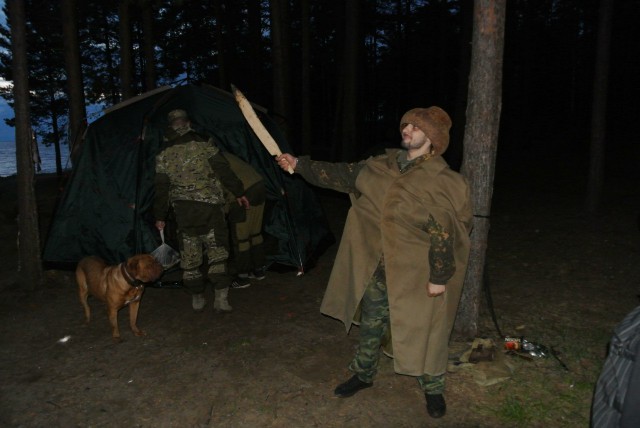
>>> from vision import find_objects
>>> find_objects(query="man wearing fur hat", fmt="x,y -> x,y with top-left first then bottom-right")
154,109 -> 249,313
276,107 -> 472,419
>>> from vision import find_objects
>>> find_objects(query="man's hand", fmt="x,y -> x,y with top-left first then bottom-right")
237,196 -> 250,209
427,282 -> 445,297
155,220 -> 165,231
276,153 -> 297,172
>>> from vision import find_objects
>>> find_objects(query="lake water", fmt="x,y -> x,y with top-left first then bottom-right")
0,140 -> 71,177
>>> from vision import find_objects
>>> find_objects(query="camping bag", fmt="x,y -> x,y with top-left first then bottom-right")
591,305 -> 640,427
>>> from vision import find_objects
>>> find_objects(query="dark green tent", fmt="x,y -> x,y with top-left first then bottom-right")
42,83 -> 333,275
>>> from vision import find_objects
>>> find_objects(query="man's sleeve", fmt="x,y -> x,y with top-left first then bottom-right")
295,156 -> 365,193
424,214 -> 455,285
208,151 -> 245,197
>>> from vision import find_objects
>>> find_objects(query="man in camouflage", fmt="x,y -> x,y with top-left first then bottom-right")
276,107 -> 472,420
154,109 -> 249,313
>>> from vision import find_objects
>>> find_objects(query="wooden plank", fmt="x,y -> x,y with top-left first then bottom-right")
231,84 -> 293,174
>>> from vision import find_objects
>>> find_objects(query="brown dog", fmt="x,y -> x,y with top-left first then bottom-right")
76,254 -> 163,342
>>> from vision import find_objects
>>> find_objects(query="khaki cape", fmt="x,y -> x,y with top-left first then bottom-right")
319,150 -> 472,376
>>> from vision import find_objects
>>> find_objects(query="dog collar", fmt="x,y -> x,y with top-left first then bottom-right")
121,262 -> 144,287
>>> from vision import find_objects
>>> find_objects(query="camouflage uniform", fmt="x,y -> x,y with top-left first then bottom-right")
154,125 -> 244,294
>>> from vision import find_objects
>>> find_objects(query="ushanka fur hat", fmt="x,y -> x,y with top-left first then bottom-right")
399,107 -> 452,155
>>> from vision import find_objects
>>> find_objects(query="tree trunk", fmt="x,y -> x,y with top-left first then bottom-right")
300,0 -> 311,155
119,0 -> 134,100
60,0 -> 87,166
246,0 -> 263,97
98,10 -> 120,105
213,0 -> 228,90
340,0 -> 360,161
141,0 -> 157,92
49,89 -> 63,175
8,0 -> 44,290
456,0 -> 506,338
586,0 -> 614,214
449,0 -> 473,171
269,0 -> 293,144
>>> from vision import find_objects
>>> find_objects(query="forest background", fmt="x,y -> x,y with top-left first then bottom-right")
0,0 -> 638,174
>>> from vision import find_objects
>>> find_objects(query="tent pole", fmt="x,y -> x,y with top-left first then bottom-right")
133,120 -> 147,255
279,183 -> 305,276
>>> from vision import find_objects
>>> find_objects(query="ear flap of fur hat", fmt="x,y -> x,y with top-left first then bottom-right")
399,107 -> 452,155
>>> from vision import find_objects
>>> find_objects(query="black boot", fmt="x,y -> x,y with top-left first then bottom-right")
425,393 -> 446,418
334,375 -> 373,398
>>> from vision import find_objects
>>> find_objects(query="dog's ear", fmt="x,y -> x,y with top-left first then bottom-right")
140,254 -> 163,281
127,257 -> 141,276
151,258 -> 164,279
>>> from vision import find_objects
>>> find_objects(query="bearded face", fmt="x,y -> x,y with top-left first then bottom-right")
400,123 -> 432,153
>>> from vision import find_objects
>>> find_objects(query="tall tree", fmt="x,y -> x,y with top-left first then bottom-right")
155,2 -> 219,83
7,0 -> 44,290
339,0 -> 360,161
245,0 -> 265,98
213,0 -> 228,90
448,0 -> 473,171
300,0 -> 312,154
140,0 -> 157,91
61,0 -> 87,165
586,0 -> 614,214
269,0 -> 293,144
119,0 -> 134,100
0,1 -> 69,175
456,0 -> 506,337
82,3 -> 121,105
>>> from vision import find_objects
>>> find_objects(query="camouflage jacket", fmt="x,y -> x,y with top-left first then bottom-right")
153,128 -> 244,221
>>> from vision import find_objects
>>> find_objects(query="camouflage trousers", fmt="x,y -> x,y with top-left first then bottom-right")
179,228 -> 230,292
348,260 -> 445,395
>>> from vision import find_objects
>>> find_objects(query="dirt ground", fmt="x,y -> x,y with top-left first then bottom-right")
1,151 -> 639,428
